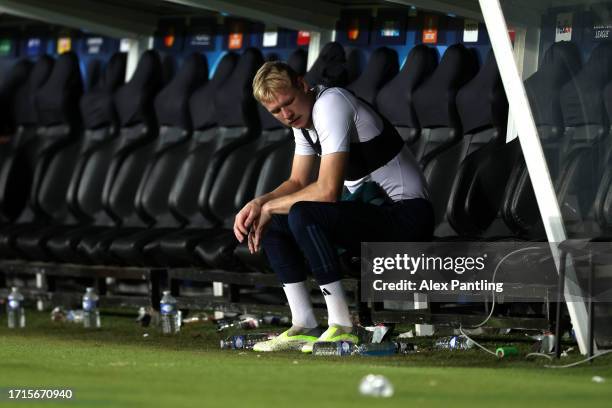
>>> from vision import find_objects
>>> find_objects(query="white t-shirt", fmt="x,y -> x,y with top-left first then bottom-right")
293,86 -> 429,201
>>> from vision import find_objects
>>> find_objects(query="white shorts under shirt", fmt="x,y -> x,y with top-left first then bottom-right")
292,86 -> 429,202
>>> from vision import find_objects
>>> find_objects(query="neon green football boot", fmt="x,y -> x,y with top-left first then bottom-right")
252,326 -> 322,352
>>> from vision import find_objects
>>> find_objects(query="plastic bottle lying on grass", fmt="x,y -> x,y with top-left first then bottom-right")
220,333 -> 278,350
434,335 -> 474,350
312,341 -> 418,356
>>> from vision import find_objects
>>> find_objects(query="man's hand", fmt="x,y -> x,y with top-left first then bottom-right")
234,199 -> 263,243
249,204 -> 273,254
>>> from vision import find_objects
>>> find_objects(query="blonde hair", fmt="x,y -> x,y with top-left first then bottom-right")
252,61 -> 300,103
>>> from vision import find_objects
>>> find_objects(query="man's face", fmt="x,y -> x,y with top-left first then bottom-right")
261,78 -> 314,129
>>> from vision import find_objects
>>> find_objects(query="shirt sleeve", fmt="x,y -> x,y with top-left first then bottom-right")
312,90 -> 355,155
292,128 -> 316,155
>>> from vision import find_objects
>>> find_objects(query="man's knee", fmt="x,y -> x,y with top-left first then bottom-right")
287,201 -> 317,234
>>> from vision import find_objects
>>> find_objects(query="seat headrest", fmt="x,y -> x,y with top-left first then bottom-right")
288,48 -> 307,76
376,45 -> 437,128
561,41 -> 612,127
79,52 -> 128,130
304,42 -> 347,87
35,51 -> 83,127
0,59 -> 33,132
346,48 -> 365,85
189,52 -> 239,131
102,52 -> 127,92
13,55 -> 53,126
114,50 -> 162,128
155,53 -> 208,130
85,59 -> 102,91
525,41 -> 582,126
214,47 -> 264,128
413,44 -> 479,128
457,50 -> 508,134
347,47 -> 398,105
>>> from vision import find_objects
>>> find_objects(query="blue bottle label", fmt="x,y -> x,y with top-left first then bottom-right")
83,300 -> 96,311
160,303 -> 174,315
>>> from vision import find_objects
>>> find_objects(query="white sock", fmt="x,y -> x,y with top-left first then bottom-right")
283,281 -> 318,329
320,280 -> 352,327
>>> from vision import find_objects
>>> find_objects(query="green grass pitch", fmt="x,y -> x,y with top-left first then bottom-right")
1,310 -> 611,408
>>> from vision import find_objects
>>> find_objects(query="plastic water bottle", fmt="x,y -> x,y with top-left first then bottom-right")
220,333 -> 276,350
312,341 -> 354,356
355,342 -> 397,356
160,291 -> 180,334
7,287 -> 25,329
434,335 -> 474,350
82,287 -> 101,328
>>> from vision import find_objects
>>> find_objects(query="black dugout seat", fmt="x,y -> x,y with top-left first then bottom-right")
0,52 -> 82,259
85,59 -> 102,91
556,42 -> 612,237
112,49 -> 263,266
140,49 -> 278,267
0,59 -> 36,222
412,44 -> 478,165
43,52 -> 133,263
82,53 -> 208,265
304,42 -> 348,87
74,50 -> 163,263
440,51 -> 516,238
376,44 -> 438,147
0,59 -> 32,135
16,53 -> 128,262
347,47 -> 398,105
502,42 -> 582,238
412,44 -> 478,229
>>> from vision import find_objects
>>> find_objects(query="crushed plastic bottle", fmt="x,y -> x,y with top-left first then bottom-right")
160,291 -> 180,334
359,374 -> 394,398
7,287 -> 25,329
434,335 -> 474,350
355,342 -> 397,356
82,287 -> 101,328
220,333 -> 277,350
312,341 -> 355,356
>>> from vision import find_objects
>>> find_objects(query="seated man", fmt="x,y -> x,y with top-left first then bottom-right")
233,61 -> 433,352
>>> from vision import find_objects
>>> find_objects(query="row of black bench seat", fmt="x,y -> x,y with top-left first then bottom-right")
1,39 -> 611,327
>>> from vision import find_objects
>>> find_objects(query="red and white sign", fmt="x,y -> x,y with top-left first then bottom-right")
297,31 -> 310,46
555,12 -> 573,42
228,33 -> 243,49
422,15 -> 438,44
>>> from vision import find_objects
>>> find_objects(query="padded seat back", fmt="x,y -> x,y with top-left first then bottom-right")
33,52 -> 84,224
413,44 -> 478,164
0,57 -> 53,222
501,42 -> 582,238
557,43 -> 612,235
412,44 -> 478,228
131,53 -> 208,228
525,41 -> 582,178
106,50 -> 162,227
197,48 -> 265,225
169,52 -> 240,229
438,50 -> 510,237
304,42 -> 347,87
0,59 -> 32,135
347,47 -> 398,105
67,52 -> 127,226
376,45 -> 437,147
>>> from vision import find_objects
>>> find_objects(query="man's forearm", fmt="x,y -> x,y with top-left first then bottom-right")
254,179 -> 303,206
263,181 -> 338,215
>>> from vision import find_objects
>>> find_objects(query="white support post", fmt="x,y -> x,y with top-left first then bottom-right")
124,36 -> 153,83
479,0 -> 591,355
306,30 -> 334,71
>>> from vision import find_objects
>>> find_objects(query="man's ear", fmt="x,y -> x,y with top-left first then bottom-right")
299,76 -> 309,92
